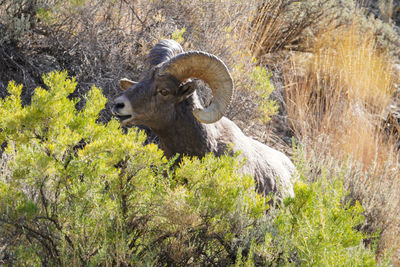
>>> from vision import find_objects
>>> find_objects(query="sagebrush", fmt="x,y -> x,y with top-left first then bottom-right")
0,71 -> 377,265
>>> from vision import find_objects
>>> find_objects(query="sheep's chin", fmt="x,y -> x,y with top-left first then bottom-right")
113,114 -> 135,127
120,117 -> 135,127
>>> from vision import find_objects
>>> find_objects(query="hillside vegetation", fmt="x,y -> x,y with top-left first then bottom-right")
1,0 -> 399,265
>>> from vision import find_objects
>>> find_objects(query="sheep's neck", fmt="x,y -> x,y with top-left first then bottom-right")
153,98 -> 215,159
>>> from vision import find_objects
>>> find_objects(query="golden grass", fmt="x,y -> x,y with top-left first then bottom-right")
284,24 -> 400,263
313,26 -> 393,112
285,24 -> 396,167
249,0 -> 339,60
250,0 -> 285,57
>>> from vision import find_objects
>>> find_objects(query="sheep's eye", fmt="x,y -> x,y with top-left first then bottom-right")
160,88 -> 169,96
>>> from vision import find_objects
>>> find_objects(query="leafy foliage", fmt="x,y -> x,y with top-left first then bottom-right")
232,62 -> 279,124
265,160 -> 376,266
0,72 -> 377,265
231,146 -> 377,266
171,27 -> 186,44
250,66 -> 279,123
0,71 -> 265,265
0,71 -> 166,265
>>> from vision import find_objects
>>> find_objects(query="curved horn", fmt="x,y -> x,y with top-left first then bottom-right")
149,39 -> 183,66
158,51 -> 234,123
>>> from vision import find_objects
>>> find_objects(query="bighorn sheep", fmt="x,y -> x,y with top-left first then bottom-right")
112,40 -> 295,200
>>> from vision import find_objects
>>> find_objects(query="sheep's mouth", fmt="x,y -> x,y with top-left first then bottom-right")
115,114 -> 132,122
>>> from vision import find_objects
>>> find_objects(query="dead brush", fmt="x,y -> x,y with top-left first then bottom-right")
249,0 -> 341,59
284,24 -> 400,263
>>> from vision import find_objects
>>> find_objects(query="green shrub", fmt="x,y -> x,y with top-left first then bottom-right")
258,147 -> 377,266
250,66 -> 279,123
0,71 -> 377,265
0,0 -> 55,44
171,27 -> 186,44
267,179 -> 376,266
0,71 -> 266,265
0,71 -> 166,265
232,62 -> 279,124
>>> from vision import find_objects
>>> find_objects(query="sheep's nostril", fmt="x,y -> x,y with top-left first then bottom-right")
115,102 -> 125,110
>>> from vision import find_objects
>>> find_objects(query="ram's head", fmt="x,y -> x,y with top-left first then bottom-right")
112,40 -> 233,130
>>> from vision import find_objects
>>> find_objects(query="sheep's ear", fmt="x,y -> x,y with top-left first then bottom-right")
177,79 -> 196,103
119,78 -> 137,91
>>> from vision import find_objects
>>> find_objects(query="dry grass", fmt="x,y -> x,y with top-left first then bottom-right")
284,24 -> 400,263
286,24 -> 396,167
249,0 -> 341,59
